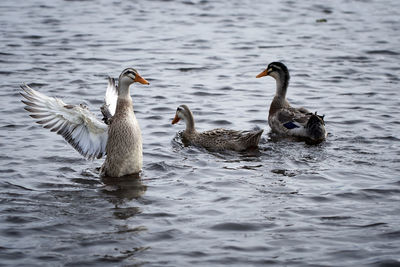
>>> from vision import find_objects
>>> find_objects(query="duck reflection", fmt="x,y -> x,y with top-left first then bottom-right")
101,173 -> 147,202
100,173 -> 147,220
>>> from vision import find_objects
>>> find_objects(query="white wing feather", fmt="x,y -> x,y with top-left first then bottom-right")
104,77 -> 118,116
20,84 -> 108,160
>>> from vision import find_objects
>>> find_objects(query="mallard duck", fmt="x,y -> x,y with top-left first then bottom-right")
171,104 -> 263,151
256,62 -> 327,144
20,68 -> 149,177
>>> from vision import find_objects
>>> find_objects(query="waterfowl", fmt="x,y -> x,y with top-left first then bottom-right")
20,68 -> 149,177
256,62 -> 327,144
171,105 -> 263,151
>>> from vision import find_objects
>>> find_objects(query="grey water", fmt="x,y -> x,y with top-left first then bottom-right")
1,0 -> 400,266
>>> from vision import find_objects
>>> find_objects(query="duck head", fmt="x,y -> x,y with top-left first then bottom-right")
256,62 -> 289,80
172,104 -> 196,132
256,62 -> 290,98
118,68 -> 149,97
172,104 -> 190,124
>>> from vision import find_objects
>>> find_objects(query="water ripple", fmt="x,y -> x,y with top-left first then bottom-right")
1,0 -> 400,266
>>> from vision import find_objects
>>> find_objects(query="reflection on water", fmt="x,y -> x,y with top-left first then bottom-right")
101,174 -> 147,204
1,0 -> 400,266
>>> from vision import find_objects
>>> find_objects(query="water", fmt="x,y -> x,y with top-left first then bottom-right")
1,0 -> 400,266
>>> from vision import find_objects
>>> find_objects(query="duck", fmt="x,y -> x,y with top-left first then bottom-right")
171,104 -> 263,151
20,68 -> 149,177
256,62 -> 327,144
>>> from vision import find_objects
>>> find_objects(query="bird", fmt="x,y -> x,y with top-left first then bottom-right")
20,68 -> 149,177
256,62 -> 327,144
171,104 -> 263,151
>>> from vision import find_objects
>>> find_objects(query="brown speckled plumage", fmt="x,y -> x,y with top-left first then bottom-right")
172,105 -> 263,151
100,68 -> 149,177
100,98 -> 143,177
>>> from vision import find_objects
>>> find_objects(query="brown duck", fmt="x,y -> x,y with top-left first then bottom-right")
171,105 -> 263,151
20,68 -> 149,177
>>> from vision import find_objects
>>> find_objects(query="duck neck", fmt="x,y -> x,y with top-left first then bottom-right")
274,73 -> 289,100
115,81 -> 133,114
115,97 -> 133,115
118,79 -> 132,99
184,111 -> 196,134
269,73 -> 289,117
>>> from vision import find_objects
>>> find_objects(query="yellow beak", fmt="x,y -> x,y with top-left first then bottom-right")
134,74 -> 150,85
256,69 -> 269,78
171,114 -> 180,124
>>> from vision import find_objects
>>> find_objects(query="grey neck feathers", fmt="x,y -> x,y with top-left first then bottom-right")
117,79 -> 132,99
115,80 -> 133,114
276,74 -> 289,99
184,111 -> 196,133
274,72 -> 289,99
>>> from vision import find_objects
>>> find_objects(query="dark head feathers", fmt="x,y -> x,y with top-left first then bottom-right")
268,62 -> 289,77
119,68 -> 138,80
177,104 -> 190,112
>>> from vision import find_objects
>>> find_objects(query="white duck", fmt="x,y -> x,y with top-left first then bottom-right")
20,68 -> 149,177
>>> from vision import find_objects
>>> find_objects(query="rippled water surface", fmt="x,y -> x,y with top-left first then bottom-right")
1,0 -> 400,266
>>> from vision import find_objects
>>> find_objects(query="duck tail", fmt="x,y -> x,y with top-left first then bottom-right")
248,129 -> 264,147
306,112 -> 326,143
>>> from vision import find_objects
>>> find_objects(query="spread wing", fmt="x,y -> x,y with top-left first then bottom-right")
20,84 -> 108,160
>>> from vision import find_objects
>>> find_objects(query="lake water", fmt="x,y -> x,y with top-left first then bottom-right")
1,0 -> 400,266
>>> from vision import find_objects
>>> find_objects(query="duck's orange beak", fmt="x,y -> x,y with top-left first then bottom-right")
256,69 -> 268,78
134,74 -> 150,85
171,114 -> 180,124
